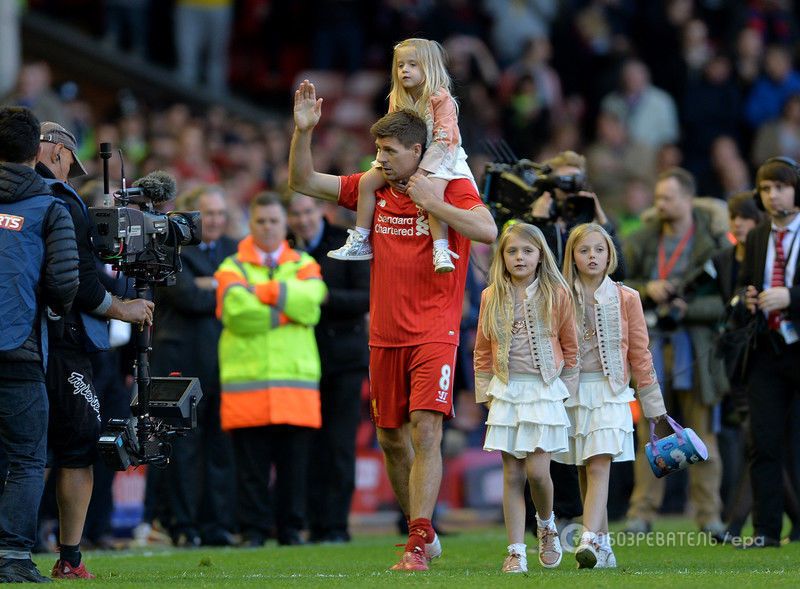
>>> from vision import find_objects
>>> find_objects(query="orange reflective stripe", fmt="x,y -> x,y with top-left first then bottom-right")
220,387 -> 321,430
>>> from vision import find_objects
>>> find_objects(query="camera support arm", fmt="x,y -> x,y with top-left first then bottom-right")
132,278 -> 153,415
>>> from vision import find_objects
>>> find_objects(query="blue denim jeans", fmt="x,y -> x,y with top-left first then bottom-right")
0,379 -> 48,559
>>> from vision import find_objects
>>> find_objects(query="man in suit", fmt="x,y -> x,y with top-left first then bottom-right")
151,184 -> 238,546
286,192 -> 370,543
738,157 -> 800,547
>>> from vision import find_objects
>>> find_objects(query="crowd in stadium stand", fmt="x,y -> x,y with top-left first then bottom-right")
1,0 -> 799,554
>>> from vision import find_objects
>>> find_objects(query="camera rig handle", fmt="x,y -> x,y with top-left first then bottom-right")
100,142 -> 112,206
132,278 -> 153,415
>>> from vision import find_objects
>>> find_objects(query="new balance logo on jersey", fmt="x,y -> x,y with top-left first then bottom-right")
0,214 -> 24,231
378,199 -> 386,208
415,214 -> 430,236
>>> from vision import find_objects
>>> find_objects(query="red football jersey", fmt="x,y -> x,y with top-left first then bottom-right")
338,174 -> 485,347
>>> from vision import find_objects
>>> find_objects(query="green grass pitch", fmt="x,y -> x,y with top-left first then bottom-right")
46,521 -> 799,587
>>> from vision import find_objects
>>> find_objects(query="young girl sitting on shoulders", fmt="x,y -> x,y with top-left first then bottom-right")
555,223 -> 667,569
474,222 -> 579,573
328,37 -> 476,273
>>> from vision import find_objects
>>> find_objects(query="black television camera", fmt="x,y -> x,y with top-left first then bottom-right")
89,144 -> 202,285
481,149 -> 594,230
92,143 -> 204,470
643,262 -> 719,333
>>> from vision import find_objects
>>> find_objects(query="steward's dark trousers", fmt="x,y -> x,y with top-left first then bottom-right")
231,425 -> 313,538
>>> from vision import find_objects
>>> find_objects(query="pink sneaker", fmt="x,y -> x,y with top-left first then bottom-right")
537,526 -> 563,568
51,559 -> 95,579
502,551 -> 528,573
390,550 -> 429,571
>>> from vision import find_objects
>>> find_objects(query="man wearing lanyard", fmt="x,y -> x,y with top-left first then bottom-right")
621,168 -> 729,538
738,157 -> 800,548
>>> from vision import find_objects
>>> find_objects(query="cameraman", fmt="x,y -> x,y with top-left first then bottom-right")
35,121 -> 154,579
622,167 -> 729,538
529,150 -> 624,278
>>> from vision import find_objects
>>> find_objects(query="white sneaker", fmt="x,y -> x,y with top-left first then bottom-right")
575,532 -> 599,569
424,533 -> 442,561
537,526 -> 563,568
328,229 -> 373,260
502,549 -> 528,573
596,545 -> 617,568
433,246 -> 459,273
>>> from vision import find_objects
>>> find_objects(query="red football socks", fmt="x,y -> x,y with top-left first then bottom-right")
405,518 -> 434,553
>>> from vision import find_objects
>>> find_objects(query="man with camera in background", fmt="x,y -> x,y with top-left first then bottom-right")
530,150 -> 623,274
0,106 -> 78,584
35,121 -> 153,579
621,167 -> 729,538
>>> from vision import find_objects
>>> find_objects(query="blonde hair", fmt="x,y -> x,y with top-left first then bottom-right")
562,223 -> 618,318
389,38 -> 454,120
545,150 -> 586,173
481,223 -> 570,341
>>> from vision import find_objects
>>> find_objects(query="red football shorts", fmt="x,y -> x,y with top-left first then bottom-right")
369,343 -> 458,428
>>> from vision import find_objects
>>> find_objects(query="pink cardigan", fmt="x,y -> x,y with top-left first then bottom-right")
577,276 -> 666,418
473,281 -> 579,403
390,89 -> 462,174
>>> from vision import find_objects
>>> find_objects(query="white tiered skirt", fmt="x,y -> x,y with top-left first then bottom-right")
553,372 -> 635,466
483,373 -> 570,459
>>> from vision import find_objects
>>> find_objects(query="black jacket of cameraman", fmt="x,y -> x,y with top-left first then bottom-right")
35,163 -> 113,338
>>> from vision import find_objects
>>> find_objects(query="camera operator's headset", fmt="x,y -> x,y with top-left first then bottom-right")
753,156 -> 800,210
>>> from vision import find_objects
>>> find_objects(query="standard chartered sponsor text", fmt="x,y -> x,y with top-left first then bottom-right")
375,214 -> 417,236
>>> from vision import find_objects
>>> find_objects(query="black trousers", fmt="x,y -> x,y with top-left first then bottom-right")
164,391 -> 237,538
746,333 -> 800,539
306,369 -> 365,538
231,425 -> 313,538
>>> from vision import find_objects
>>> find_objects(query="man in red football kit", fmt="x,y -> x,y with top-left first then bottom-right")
289,80 -> 497,570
